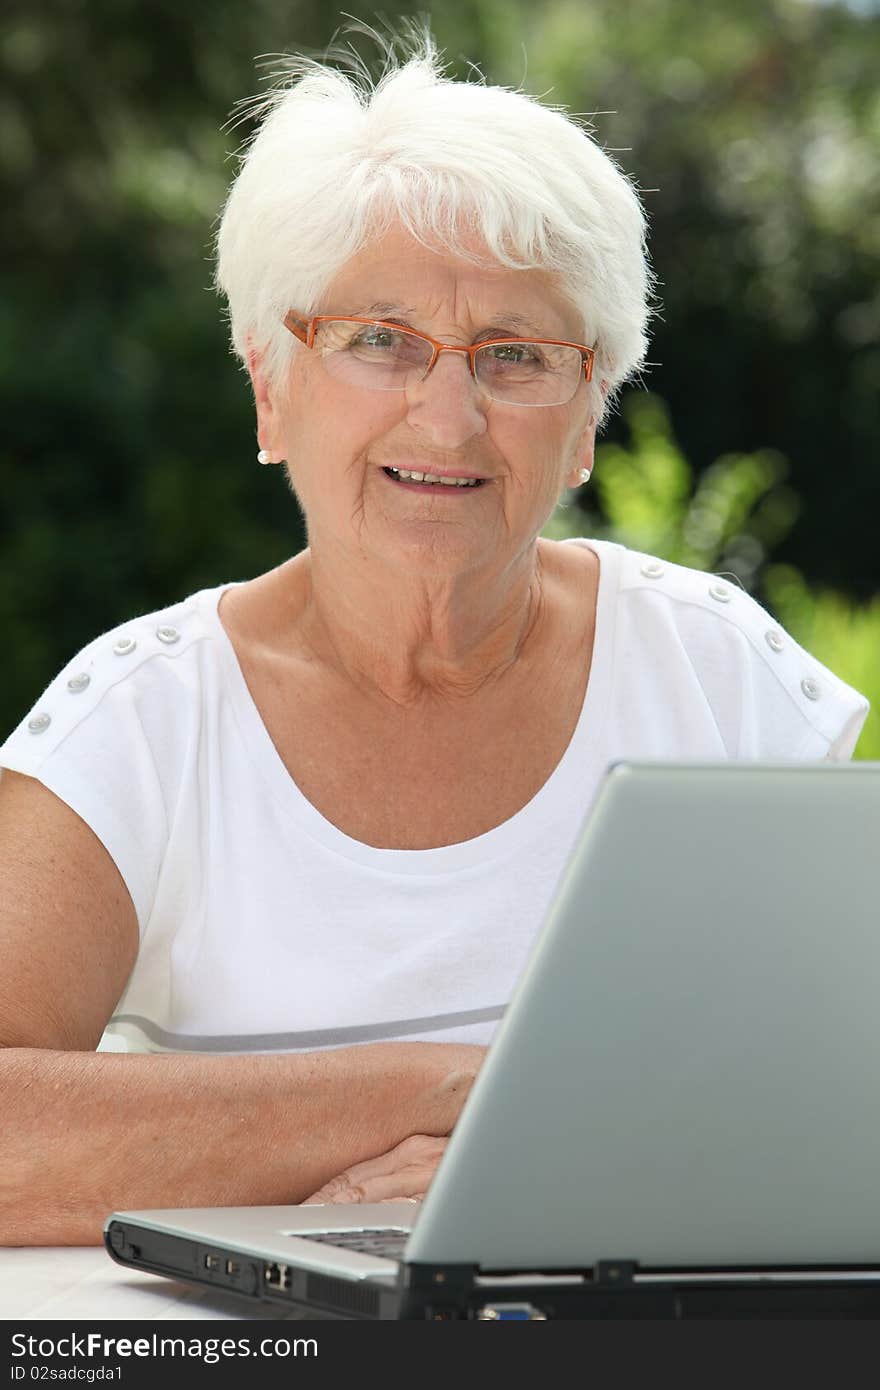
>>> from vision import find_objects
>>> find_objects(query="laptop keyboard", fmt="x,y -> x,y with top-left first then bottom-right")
296,1227 -> 410,1260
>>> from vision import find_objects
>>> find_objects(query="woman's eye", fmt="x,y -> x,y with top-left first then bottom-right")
489,343 -> 540,365
356,328 -> 401,349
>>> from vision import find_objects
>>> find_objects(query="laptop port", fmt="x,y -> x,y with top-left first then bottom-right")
476,1303 -> 547,1320
264,1262 -> 291,1291
225,1259 -> 240,1277
204,1254 -> 221,1272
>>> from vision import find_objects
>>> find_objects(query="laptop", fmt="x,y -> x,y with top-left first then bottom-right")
105,761 -> 880,1319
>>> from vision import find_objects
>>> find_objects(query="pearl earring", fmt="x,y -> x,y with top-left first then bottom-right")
257,449 -> 272,466
579,467 -> 592,483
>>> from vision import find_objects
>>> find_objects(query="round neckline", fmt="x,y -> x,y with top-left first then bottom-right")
200,537 -> 619,873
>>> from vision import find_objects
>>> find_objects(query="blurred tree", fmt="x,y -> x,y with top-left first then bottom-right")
546,393 -> 802,589
494,0 -> 880,594
0,0 -> 877,736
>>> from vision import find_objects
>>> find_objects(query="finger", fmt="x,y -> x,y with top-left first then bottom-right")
303,1163 -> 438,1206
301,1176 -> 368,1205
301,1157 -> 402,1205
337,1136 -> 445,1184
301,1137 -> 447,1204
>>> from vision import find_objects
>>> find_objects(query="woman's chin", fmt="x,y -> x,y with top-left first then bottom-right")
371,517 -> 500,570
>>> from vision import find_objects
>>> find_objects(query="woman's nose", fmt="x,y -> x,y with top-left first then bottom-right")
404,350 -> 488,447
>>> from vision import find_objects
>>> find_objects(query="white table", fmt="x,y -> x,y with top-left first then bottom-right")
0,1247 -> 300,1321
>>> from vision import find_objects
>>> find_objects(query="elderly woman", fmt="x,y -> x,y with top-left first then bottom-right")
0,37 -> 868,1245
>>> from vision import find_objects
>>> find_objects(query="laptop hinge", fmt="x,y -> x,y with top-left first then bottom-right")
396,1262 -> 479,1318
398,1262 -> 478,1295
594,1260 -> 638,1286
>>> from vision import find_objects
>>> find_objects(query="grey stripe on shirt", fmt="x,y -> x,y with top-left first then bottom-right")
106,1005 -> 506,1052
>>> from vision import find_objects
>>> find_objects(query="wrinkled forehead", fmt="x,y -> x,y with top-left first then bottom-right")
320,226 -> 582,340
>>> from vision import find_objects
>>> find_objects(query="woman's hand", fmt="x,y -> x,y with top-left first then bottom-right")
301,1134 -> 448,1205
299,1043 -> 486,1207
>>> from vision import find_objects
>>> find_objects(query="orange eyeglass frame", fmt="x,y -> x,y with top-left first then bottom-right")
283,310 -> 595,384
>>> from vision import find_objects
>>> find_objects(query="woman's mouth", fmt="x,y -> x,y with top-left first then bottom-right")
382,466 -> 487,492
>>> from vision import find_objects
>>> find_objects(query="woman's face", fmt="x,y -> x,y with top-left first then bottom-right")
254,224 -> 597,578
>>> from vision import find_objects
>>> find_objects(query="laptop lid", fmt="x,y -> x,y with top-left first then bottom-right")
406,761 -> 880,1272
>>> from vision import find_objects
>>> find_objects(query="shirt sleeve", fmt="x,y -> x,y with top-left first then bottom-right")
737,618 -> 868,760
619,551 -> 871,763
673,582 -> 870,762
0,629 -> 174,935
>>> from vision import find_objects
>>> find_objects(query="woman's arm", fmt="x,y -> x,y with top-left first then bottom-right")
0,1042 -> 480,1245
0,770 -> 483,1245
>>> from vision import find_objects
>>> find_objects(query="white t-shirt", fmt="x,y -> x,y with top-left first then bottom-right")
0,539 -> 869,1056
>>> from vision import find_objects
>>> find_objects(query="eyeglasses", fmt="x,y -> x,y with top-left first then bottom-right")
283,311 -> 595,408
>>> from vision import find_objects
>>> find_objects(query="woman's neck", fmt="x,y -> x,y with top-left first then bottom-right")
288,542 -> 550,710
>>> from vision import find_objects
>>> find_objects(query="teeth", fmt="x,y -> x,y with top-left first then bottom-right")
388,467 -> 479,487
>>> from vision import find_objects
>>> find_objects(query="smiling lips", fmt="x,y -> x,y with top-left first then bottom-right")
382,465 -> 487,489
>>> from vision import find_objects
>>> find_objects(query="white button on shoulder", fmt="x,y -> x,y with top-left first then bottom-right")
765,630 -> 785,653
801,677 -> 821,701
640,560 -> 665,579
28,713 -> 51,734
112,637 -> 137,656
156,626 -> 180,645
67,672 -> 91,693
708,582 -> 732,603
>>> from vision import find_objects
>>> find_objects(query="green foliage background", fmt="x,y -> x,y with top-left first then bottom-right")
1,0 -> 878,753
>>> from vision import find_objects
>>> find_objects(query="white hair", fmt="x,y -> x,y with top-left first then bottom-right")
214,22 -> 655,429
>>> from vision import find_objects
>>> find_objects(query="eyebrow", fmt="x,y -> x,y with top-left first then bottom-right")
350,301 -> 555,340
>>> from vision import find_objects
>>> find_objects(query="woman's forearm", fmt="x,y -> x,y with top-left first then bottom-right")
0,1042 -> 482,1245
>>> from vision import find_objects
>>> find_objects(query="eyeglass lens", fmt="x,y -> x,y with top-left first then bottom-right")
315,320 -> 584,406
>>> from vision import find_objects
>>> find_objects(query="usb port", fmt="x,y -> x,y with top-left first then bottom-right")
204,1254 -> 221,1272
225,1259 -> 240,1277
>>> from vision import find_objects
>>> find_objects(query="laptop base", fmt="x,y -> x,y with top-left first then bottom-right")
105,1220 -> 880,1319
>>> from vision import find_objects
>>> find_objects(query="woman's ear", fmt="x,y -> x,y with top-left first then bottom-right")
565,411 -> 597,490
564,378 -> 608,489
247,346 -> 284,460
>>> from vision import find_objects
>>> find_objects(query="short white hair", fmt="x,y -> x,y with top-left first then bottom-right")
214,23 -> 655,429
